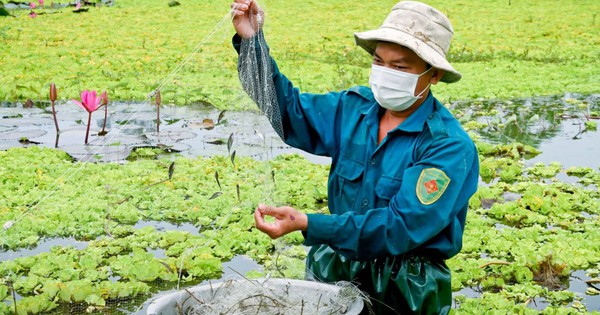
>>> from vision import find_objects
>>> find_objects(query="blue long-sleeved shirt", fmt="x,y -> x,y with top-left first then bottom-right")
234,34 -> 479,261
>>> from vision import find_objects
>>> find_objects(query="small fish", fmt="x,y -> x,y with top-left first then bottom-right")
227,133 -> 234,155
168,161 -> 175,180
215,170 -> 221,190
209,191 -> 222,200
230,150 -> 236,167
217,110 -> 227,124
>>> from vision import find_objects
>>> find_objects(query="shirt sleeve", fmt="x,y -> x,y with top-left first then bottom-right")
304,136 -> 477,261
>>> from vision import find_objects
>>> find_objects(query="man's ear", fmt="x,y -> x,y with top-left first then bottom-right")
430,69 -> 445,85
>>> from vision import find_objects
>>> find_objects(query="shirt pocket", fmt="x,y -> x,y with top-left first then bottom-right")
334,157 -> 364,207
376,176 -> 403,204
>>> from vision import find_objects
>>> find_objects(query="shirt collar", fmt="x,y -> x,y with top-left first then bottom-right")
363,91 -> 437,142
395,92 -> 436,133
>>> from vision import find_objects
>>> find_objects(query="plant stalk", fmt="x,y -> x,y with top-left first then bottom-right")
155,89 -> 161,132
85,112 -> 92,144
101,103 -> 108,135
51,100 -> 60,132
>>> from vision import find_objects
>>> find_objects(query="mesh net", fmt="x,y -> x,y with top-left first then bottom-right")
238,30 -> 285,140
147,278 -> 365,315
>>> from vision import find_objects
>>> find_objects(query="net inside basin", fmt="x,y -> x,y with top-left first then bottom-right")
146,278 -> 364,315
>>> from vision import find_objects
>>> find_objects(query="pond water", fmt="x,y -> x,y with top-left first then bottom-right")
1,93 -> 599,313
1,93 -> 598,168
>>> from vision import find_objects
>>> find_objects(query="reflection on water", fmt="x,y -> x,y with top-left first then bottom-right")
451,93 -> 598,146
1,93 -> 599,167
450,93 -> 600,168
0,237 -> 88,262
0,98 -> 598,200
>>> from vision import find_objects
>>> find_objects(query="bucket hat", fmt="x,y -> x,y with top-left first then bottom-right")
354,1 -> 461,83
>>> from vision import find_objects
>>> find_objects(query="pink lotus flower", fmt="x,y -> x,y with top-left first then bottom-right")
29,2 -> 36,8
38,0 -> 44,5
73,90 -> 106,144
29,11 -> 37,18
73,90 -> 103,113
75,2 -> 81,9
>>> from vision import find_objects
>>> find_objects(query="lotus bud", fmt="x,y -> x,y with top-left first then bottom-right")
155,89 -> 161,106
101,90 -> 108,106
50,83 -> 57,102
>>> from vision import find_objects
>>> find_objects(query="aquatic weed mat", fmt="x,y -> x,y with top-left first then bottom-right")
1,0 -> 599,107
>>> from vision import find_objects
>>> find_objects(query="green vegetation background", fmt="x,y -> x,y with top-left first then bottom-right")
0,0 -> 599,107
1,0 -> 600,314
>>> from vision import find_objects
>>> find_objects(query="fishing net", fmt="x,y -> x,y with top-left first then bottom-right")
238,29 -> 285,140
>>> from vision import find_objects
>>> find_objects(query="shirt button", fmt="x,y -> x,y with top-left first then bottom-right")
428,114 -> 434,119
370,158 -> 376,165
362,199 -> 369,207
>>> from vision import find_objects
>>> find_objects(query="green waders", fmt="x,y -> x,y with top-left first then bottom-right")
306,245 -> 452,315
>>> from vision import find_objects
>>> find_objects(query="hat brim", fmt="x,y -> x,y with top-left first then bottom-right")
354,27 -> 461,83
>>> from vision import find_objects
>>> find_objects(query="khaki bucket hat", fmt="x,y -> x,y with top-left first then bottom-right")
354,1 -> 461,83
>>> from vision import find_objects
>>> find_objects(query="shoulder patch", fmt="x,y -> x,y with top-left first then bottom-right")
416,168 -> 450,205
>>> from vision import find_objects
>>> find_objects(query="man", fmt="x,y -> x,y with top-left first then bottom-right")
231,1 -> 479,314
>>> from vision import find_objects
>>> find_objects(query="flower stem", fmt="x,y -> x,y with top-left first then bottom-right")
51,100 -> 60,132
101,103 -> 108,134
85,112 -> 92,144
157,101 -> 160,132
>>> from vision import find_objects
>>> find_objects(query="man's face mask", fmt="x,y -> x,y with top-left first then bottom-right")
369,64 -> 433,112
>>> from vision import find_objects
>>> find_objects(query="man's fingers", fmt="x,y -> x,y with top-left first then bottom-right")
248,0 -> 259,15
257,203 -> 274,215
253,208 -> 265,223
254,208 -> 280,239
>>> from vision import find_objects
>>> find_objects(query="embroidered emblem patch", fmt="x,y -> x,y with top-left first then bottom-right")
416,168 -> 450,205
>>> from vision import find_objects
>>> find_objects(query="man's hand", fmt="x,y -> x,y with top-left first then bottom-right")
231,0 -> 264,39
254,204 -> 308,239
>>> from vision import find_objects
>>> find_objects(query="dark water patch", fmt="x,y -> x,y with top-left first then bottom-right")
212,255 -> 263,282
2,94 -> 598,167
494,223 -> 510,231
568,270 -> 600,310
451,93 -> 600,169
147,247 -> 167,259
452,287 -> 481,308
0,236 -> 88,261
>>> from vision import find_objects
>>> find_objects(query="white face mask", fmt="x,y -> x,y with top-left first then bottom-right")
369,64 -> 433,112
